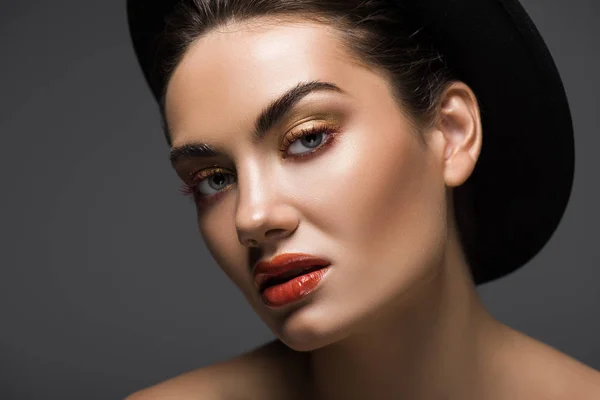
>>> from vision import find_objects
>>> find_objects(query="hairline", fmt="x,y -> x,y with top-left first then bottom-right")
158,13 -> 426,146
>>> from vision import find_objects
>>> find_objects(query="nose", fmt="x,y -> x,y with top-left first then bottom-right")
235,168 -> 299,248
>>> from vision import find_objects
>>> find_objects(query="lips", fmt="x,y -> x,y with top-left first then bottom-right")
253,253 -> 331,292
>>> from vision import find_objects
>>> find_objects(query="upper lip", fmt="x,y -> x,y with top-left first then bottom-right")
253,253 -> 331,292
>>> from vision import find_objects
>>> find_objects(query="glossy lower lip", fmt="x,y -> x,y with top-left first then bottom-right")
261,266 -> 331,308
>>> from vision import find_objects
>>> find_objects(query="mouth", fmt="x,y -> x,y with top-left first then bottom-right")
252,253 -> 332,307
258,264 -> 327,292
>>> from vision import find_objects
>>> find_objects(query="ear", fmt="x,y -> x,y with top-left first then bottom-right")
430,82 -> 482,188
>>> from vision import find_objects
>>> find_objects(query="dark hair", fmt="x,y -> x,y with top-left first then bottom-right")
153,0 -> 479,282
154,0 -> 457,145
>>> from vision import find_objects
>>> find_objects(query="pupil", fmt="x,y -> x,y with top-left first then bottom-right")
302,133 -> 322,148
210,173 -> 226,189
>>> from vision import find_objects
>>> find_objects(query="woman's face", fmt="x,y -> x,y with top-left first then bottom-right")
165,18 -> 451,351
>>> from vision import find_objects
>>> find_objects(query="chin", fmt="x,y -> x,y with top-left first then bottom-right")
267,301 -> 355,352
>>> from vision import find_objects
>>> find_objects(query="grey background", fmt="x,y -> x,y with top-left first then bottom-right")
0,0 -> 598,398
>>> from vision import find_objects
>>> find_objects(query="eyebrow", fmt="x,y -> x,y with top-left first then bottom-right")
169,80 -> 344,165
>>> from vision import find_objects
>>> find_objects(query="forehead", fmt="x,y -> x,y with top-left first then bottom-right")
164,19 -> 371,145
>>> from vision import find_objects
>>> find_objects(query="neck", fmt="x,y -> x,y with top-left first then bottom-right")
307,239 -> 509,400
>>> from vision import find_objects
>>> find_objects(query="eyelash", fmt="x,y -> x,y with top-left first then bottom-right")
179,124 -> 341,207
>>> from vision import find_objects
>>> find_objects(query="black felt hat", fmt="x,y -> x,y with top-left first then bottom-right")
126,0 -> 575,286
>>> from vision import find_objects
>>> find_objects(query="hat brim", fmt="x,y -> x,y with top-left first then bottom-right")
126,0 -> 575,286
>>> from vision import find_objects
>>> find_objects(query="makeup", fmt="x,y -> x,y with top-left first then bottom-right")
261,267 -> 330,307
177,123 -> 342,208
254,253 -> 332,307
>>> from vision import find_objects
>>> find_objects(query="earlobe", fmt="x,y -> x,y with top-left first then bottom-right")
436,82 -> 482,188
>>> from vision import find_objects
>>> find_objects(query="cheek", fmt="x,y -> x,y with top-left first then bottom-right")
309,122 -> 447,267
198,203 -> 250,290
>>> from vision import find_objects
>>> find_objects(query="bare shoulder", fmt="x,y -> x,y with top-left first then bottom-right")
500,326 -> 600,399
548,351 -> 600,399
543,351 -> 600,399
124,340 -> 311,400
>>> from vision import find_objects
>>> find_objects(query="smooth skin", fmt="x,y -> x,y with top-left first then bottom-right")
126,17 -> 600,400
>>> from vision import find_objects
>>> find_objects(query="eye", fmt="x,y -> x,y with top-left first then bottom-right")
288,130 -> 327,155
179,167 -> 236,203
179,123 -> 342,206
195,171 -> 235,196
281,124 -> 339,157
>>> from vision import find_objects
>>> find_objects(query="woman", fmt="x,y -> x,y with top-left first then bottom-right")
125,0 -> 600,398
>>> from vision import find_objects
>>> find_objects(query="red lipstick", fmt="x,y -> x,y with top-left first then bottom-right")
253,253 -> 331,307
